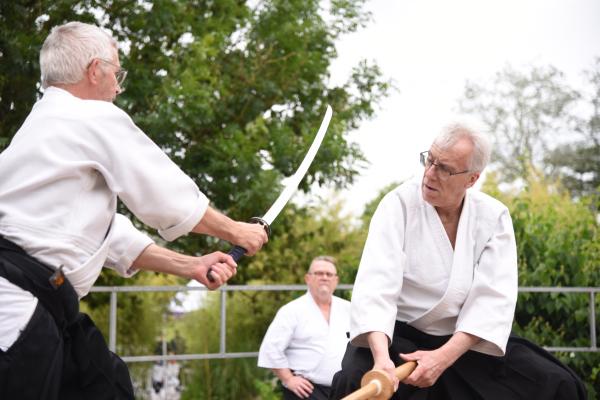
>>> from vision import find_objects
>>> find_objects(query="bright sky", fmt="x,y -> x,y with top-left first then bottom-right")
325,0 -> 600,216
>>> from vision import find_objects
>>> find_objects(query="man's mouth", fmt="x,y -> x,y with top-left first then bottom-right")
424,183 -> 438,192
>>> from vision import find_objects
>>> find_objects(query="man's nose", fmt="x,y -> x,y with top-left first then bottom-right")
424,163 -> 438,179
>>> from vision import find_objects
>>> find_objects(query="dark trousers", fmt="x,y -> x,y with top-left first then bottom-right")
282,382 -> 331,400
330,321 -> 587,400
0,236 -> 134,400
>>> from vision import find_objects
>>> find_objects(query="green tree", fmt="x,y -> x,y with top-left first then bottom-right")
1,1 -> 389,220
1,0 -> 390,365
482,172 -> 600,396
459,65 -> 580,182
173,198 -> 367,399
544,57 -> 600,203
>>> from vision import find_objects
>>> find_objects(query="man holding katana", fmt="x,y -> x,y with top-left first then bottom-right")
329,123 -> 586,399
0,21 -> 267,399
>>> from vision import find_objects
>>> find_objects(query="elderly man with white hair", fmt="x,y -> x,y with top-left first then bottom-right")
329,123 -> 586,399
0,21 -> 268,399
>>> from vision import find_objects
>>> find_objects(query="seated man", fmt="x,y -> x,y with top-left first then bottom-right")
330,123 -> 586,399
258,256 -> 351,400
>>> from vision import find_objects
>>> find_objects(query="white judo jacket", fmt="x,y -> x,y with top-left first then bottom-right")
0,87 -> 208,350
350,180 -> 518,356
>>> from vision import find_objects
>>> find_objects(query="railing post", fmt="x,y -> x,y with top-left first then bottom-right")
109,290 -> 117,352
591,291 -> 597,350
220,289 -> 227,354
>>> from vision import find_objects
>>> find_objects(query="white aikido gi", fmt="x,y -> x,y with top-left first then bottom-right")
0,86 -> 209,351
350,179 -> 518,356
258,292 -> 351,386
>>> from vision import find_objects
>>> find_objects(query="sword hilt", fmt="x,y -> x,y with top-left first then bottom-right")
206,217 -> 270,282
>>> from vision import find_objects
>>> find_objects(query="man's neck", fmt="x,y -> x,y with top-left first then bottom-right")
311,290 -> 332,306
312,293 -> 332,323
435,197 -> 465,249
316,296 -> 332,308
435,196 -> 465,223
52,83 -> 94,100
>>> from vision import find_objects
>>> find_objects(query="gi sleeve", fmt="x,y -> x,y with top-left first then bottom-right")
104,213 -> 154,277
257,306 -> 296,369
350,191 -> 406,348
455,208 -> 518,356
79,104 -> 209,242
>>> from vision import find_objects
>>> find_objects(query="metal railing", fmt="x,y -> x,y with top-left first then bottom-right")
89,284 -> 599,363
518,286 -> 598,352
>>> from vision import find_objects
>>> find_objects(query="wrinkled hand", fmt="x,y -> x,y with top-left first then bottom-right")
233,221 -> 268,256
373,357 -> 399,392
284,375 -> 314,399
192,251 -> 237,290
400,349 -> 450,388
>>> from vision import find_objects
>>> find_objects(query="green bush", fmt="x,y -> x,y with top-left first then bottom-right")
484,171 -> 600,397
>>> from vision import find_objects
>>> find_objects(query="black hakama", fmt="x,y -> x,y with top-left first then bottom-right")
330,321 -> 587,399
0,236 -> 134,400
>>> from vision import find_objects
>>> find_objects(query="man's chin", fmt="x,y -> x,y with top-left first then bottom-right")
422,190 -> 442,208
317,287 -> 332,296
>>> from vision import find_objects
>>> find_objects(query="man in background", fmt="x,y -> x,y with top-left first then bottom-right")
258,256 -> 350,399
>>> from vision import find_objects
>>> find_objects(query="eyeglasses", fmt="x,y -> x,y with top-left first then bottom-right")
92,58 -> 128,87
308,271 -> 337,278
420,151 -> 470,181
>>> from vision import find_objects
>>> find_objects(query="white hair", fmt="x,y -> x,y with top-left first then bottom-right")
40,21 -> 118,88
432,122 -> 492,172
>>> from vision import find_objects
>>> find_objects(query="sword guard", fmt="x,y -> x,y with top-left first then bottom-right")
248,217 -> 271,237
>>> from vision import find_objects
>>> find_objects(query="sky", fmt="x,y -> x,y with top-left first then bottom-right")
323,0 -> 600,216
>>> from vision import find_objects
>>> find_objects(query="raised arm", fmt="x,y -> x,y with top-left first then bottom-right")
192,206 -> 268,256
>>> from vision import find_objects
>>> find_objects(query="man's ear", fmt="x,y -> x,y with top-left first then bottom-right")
466,172 -> 480,188
86,59 -> 101,85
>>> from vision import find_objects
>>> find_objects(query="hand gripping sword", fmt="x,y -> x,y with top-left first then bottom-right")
207,105 -> 333,280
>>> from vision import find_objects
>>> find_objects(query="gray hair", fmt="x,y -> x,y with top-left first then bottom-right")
40,21 -> 118,88
432,122 -> 492,172
309,255 -> 337,271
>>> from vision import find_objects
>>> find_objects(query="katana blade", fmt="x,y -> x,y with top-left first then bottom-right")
216,105 -> 333,266
262,104 -> 333,225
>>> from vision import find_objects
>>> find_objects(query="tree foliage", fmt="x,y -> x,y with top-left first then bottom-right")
459,61 -> 600,394
482,171 -> 600,396
0,4 -> 390,398
0,0 -> 390,369
172,198 -> 366,399
544,58 -> 600,203
1,0 -> 389,222
459,64 -> 581,183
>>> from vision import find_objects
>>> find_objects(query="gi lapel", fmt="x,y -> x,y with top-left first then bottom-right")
409,191 -> 475,331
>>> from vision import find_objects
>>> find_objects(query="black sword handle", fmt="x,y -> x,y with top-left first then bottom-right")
206,217 -> 271,282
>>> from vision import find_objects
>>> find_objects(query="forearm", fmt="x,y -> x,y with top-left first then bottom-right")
192,206 -> 237,243
367,331 -> 391,364
132,243 -> 195,279
367,331 -> 399,388
438,331 -> 481,365
191,206 -> 267,256
399,331 -> 480,388
272,368 -> 295,385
